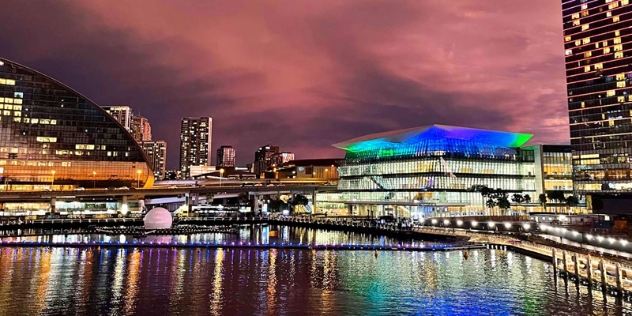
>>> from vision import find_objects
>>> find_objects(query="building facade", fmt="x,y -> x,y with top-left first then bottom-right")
253,144 -> 279,177
525,144 -> 574,197
179,117 -> 212,178
131,115 -> 152,143
141,141 -> 167,179
271,152 -> 295,167
0,57 -> 153,191
101,105 -> 133,132
216,145 -> 236,168
562,0 -> 632,197
331,125 -> 536,218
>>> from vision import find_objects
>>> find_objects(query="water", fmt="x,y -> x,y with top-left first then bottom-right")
0,227 -> 630,315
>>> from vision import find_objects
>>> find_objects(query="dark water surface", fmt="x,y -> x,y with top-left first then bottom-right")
0,226 -> 631,315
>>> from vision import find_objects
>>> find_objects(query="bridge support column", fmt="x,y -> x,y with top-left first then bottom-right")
600,258 -> 607,289
574,254 -> 580,281
616,263 -> 623,293
50,197 -> 56,215
562,251 -> 569,275
587,254 -> 593,286
552,248 -> 557,275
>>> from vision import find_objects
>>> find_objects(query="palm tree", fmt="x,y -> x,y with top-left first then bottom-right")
565,195 -> 579,214
538,194 -> 547,213
511,193 -> 525,215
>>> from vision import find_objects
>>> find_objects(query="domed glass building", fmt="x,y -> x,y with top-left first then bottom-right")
0,57 -> 153,191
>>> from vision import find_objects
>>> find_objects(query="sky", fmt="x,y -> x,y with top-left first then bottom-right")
0,1 -> 568,167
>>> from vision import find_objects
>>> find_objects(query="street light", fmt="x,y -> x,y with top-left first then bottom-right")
92,171 -> 96,189
219,168 -> 225,187
136,169 -> 142,188
51,170 -> 56,187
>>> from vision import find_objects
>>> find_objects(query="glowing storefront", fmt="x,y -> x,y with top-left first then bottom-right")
332,125 -> 536,218
0,57 -> 153,191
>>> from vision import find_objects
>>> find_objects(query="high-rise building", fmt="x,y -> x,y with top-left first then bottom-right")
254,144 -> 279,176
131,115 -> 152,143
217,145 -> 236,167
179,117 -> 212,178
101,105 -> 133,132
141,141 -> 167,179
562,0 -> 632,206
0,57 -> 153,191
271,152 -> 295,167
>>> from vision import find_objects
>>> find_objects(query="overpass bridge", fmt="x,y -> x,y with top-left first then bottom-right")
0,184 -> 338,215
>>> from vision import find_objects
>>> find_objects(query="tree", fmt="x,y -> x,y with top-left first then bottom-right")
538,194 -> 548,212
497,195 -> 511,215
523,194 -> 532,204
565,195 -> 579,214
205,193 -> 215,204
289,194 -> 309,213
511,193 -> 525,215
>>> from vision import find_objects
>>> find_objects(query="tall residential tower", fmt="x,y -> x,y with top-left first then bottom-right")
179,117 -> 212,178
216,145 -> 236,168
562,0 -> 632,206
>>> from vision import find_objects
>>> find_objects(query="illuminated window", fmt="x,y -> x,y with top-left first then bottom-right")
12,118 -> 19,123
582,38 -> 591,44
615,37 -> 622,44
623,0 -> 630,5
582,24 -> 589,30
574,20 -> 581,26
36,137 -> 57,143
617,81 -> 626,87
572,13 -> 580,19
607,90 -> 616,96
565,49 -> 573,56
575,40 -> 582,46
615,44 -> 623,51
610,2 -> 620,9
607,11 -> 613,17
602,41 -> 608,47
595,63 -> 603,69
581,11 -> 589,17
619,96 -> 625,102
604,47 -> 612,54
615,30 -> 621,36
565,36 -> 572,42
0,78 -> 15,85
615,51 -> 624,59
585,51 -> 592,58
614,16 -> 621,22
581,102 -> 586,108
617,73 -> 625,80
61,162 -> 72,167
581,4 -> 588,9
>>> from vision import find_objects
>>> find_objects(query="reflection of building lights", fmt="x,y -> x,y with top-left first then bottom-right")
586,234 -> 593,240
488,221 -> 495,228
523,223 -> 530,230
621,239 -> 628,246
572,230 -> 579,236
504,222 -> 511,229
443,219 -> 449,225
471,220 -> 478,227
457,220 -> 463,226
597,236 -> 604,242
608,237 -> 615,243
431,219 -> 438,225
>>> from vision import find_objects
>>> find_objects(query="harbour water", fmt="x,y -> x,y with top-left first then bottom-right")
0,226 -> 630,315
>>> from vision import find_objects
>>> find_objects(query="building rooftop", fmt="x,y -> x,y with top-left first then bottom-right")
333,124 -> 533,153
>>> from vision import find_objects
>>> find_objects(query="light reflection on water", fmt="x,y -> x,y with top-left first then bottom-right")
0,228 -> 630,315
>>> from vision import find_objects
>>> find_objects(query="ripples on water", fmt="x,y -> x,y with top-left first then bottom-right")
0,227 -> 630,315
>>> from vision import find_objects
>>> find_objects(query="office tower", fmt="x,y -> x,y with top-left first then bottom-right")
141,141 -> 167,179
101,105 -> 133,132
179,117 -> 212,178
271,152 -> 295,167
254,144 -> 279,176
131,115 -> 152,143
0,57 -> 153,191
562,0 -> 632,206
217,145 -> 236,168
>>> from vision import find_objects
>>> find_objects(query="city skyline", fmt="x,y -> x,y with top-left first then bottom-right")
0,1 -> 568,167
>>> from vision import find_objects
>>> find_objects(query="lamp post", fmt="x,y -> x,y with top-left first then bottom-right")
136,169 -> 142,188
92,171 -> 96,189
219,168 -> 225,187
273,168 -> 277,180
51,170 -> 56,188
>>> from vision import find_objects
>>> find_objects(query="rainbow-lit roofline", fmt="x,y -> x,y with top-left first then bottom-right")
333,125 -> 533,159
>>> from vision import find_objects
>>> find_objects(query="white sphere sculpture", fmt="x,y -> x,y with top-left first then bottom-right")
144,207 -> 173,230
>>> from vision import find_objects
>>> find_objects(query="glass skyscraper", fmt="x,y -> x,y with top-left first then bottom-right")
563,0 -> 632,198
0,57 -> 153,191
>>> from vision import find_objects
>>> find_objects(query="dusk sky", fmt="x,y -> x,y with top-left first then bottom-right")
0,1 -> 568,167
